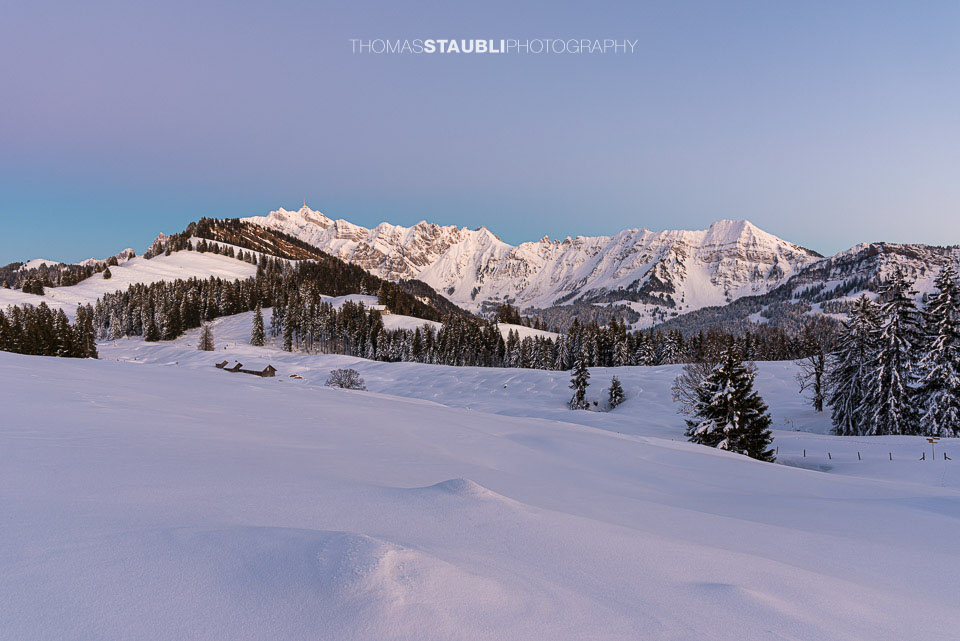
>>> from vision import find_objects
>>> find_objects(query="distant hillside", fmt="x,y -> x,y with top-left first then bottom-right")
178,217 -> 471,321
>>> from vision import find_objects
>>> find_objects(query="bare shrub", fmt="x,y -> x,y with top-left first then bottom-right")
324,368 -> 366,390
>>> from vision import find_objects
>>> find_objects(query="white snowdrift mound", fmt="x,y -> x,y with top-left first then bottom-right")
2,351 -> 959,640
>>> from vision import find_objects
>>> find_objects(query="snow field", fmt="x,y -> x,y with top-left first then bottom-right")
2,348 -> 959,640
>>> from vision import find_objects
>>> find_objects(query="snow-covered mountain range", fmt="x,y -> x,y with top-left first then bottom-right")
243,206 -> 822,316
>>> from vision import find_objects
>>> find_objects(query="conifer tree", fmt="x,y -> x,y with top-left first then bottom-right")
685,348 -> 774,461
608,376 -> 624,409
102,266 -> 112,280
568,355 -> 590,410
916,265 -> 960,436
860,268 -> 922,435
143,314 -> 160,342
827,295 -> 879,435
73,305 -> 98,358
282,315 -> 294,352
53,309 -> 74,357
250,303 -> 265,346
197,322 -> 215,351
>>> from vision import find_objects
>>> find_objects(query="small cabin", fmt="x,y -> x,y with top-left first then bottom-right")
238,364 -> 276,378
217,361 -> 276,377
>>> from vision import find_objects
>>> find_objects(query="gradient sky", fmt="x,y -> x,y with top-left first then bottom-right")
2,0 -> 958,263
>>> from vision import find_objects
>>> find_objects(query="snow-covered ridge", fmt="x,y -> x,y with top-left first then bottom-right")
243,206 -> 822,314
0,251 -> 257,316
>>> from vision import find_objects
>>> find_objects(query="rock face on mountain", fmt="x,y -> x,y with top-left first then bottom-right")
787,242 -> 960,299
243,206 -> 823,315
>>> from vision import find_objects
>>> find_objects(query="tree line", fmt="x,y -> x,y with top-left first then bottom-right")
0,303 -> 98,358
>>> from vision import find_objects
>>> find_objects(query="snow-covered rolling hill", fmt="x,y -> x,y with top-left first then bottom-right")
0,251 -> 257,315
243,206 -> 821,315
3,313 -> 958,640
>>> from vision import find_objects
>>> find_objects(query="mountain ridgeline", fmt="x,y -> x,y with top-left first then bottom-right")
236,206 -> 960,335
243,207 -> 823,323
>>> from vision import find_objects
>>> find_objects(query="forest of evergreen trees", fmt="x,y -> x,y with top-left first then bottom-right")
826,266 -> 960,437
0,303 -> 98,359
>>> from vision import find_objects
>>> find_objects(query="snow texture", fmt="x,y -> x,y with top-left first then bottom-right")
2,309 -> 958,640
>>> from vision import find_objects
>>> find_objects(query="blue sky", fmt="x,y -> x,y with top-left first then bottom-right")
1,0 -> 958,263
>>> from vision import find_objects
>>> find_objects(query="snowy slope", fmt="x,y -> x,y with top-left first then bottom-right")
3,340 -> 959,639
99,310 -> 960,488
315,293 -> 442,332
497,322 -> 559,340
243,206 -> 821,314
0,251 -> 257,315
19,258 -> 62,270
314,295 -> 550,338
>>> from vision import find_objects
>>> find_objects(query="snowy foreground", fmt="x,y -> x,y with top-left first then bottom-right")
2,315 -> 959,640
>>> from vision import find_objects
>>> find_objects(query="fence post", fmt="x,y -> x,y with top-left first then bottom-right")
889,452 -> 892,461
857,451 -> 861,460
803,449 -> 806,457
828,452 -> 831,460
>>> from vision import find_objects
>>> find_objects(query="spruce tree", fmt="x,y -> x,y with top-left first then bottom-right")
685,348 -> 775,461
143,314 -> 160,342
917,265 -> 960,436
568,355 -> 590,410
282,315 -> 294,352
860,268 -> 922,435
197,323 -> 215,351
608,376 -> 624,409
73,305 -> 98,358
53,309 -> 74,357
827,295 -> 879,435
102,266 -> 112,280
251,303 -> 265,346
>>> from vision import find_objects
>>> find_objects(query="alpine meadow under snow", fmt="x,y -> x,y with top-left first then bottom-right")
2,307 -> 959,640
3,215 -> 960,640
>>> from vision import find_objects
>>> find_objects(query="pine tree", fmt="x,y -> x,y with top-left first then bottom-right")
608,376 -> 624,409
282,315 -> 294,352
916,265 -> 960,436
73,304 -> 98,358
197,323 -> 215,351
827,295 -> 879,435
109,309 -> 123,340
568,355 -> 590,410
685,348 -> 775,461
102,266 -> 112,280
860,268 -> 922,435
143,313 -> 160,342
53,309 -> 74,357
250,303 -> 265,346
